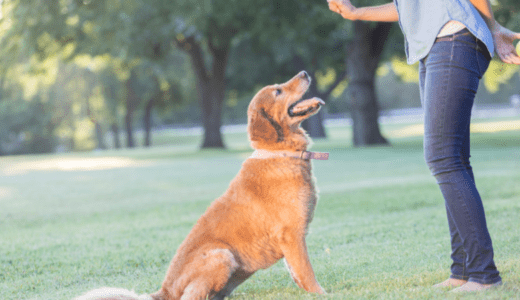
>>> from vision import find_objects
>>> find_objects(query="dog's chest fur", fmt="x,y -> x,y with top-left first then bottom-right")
221,157 -> 318,269
240,157 -> 317,222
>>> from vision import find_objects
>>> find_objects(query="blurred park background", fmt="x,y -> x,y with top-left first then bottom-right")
2,1 -> 520,299
0,0 -> 519,156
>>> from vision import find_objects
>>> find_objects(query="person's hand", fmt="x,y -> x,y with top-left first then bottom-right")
492,23 -> 520,65
327,0 -> 358,20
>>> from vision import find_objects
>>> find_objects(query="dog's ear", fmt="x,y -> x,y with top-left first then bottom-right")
248,108 -> 284,144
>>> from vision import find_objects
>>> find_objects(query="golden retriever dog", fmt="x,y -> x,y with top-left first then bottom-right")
76,71 -> 328,300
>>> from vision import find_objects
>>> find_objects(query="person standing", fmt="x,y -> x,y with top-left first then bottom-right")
328,0 -> 520,292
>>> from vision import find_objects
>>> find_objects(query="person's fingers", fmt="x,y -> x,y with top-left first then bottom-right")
328,1 -> 341,14
496,46 -> 508,63
328,0 -> 341,8
330,6 -> 341,15
498,50 -> 520,65
503,54 -> 514,64
504,51 -> 513,63
498,54 -> 508,64
509,53 -> 520,65
507,55 -> 520,65
329,2 -> 340,10
330,2 -> 347,17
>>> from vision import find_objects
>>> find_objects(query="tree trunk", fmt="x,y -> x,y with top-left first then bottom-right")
346,21 -> 391,147
125,71 -> 138,148
111,123 -> 121,149
201,40 -> 229,149
200,74 -> 226,148
302,109 -> 327,138
94,123 -> 106,150
85,82 -> 106,150
125,109 -> 134,148
200,93 -> 225,148
143,97 -> 156,147
176,35 -> 228,149
349,80 -> 388,145
87,108 -> 106,150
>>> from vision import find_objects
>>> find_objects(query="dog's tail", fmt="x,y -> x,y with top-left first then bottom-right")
75,287 -> 163,300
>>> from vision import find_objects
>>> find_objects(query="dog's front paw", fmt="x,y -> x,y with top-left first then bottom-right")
316,285 -> 327,294
308,283 -> 326,294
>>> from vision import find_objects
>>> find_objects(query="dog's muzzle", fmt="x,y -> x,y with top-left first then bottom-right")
288,97 -> 325,117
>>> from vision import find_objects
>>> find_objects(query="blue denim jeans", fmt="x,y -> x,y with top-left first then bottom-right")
419,29 -> 501,284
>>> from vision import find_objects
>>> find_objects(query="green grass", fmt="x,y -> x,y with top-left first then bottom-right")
1,118 -> 520,300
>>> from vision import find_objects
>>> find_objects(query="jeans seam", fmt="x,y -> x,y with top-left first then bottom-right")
475,37 -> 482,77
448,177 -> 480,278
462,251 -> 467,278
436,40 -> 456,157
446,180 -> 474,279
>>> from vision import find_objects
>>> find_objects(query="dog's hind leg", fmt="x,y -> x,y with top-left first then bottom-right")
179,279 -> 210,300
170,248 -> 239,300
212,269 -> 253,300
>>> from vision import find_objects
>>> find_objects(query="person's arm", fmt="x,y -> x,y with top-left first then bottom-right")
469,0 -> 520,64
327,0 -> 399,22
468,0 -> 496,31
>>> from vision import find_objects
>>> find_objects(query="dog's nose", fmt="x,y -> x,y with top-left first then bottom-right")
299,71 -> 310,81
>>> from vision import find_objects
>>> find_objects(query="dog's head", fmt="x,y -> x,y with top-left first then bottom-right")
247,71 -> 324,151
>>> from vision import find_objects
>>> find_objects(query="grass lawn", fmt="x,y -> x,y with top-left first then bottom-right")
1,118 -> 519,300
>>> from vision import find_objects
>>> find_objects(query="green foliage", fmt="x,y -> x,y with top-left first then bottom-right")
0,0 -> 519,154
0,94 -> 56,154
0,0 -> 196,154
484,60 -> 520,93
388,58 -> 419,83
494,0 -> 520,31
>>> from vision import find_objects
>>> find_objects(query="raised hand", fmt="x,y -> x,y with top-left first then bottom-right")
492,23 -> 520,65
327,0 -> 358,20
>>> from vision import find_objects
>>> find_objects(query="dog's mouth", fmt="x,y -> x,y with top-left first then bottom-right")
288,97 -> 325,118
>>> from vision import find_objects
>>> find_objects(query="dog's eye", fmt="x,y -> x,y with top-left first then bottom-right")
274,89 -> 282,96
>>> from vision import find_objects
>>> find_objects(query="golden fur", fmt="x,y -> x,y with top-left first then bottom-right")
76,71 -> 326,300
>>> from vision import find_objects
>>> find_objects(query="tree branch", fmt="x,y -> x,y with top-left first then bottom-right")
370,22 -> 393,59
174,35 -> 208,84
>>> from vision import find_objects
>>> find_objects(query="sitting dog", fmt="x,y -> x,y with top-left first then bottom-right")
76,71 -> 328,300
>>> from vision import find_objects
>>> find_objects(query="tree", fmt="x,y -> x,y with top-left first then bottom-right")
194,0 -> 351,140
71,0 -> 184,148
98,68 -> 125,149
171,0 -> 277,148
171,0 -> 362,147
0,0 -> 188,152
338,0 -> 520,146
220,0 -> 400,145
345,21 -> 393,146
173,25 -> 228,148
2,0 -> 518,154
